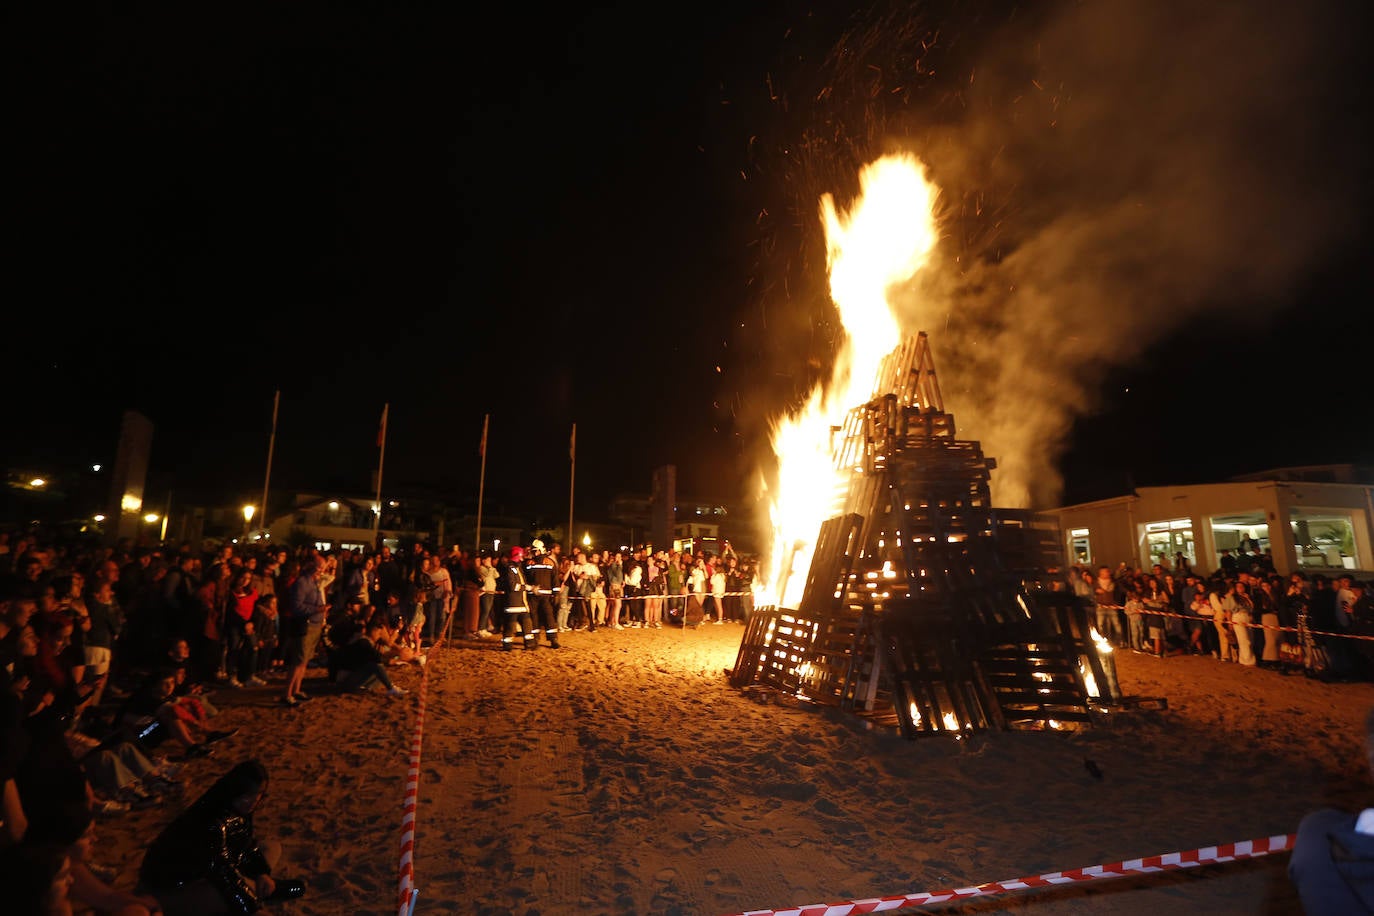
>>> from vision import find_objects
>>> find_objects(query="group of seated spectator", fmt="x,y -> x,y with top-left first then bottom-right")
0,525 -> 764,912
0,530 -> 449,913
1054,553 -> 1374,682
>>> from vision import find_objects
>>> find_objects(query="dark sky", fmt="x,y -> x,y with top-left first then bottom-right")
7,1 -> 1372,525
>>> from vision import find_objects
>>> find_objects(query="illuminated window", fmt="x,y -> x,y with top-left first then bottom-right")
1291,508 -> 1361,570
1144,518 -> 1196,569
1068,528 -> 1091,565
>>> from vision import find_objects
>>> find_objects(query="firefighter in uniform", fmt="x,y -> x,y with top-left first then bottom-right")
502,546 -> 536,651
523,540 -> 562,649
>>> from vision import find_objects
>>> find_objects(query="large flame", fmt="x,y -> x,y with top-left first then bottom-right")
760,153 -> 940,608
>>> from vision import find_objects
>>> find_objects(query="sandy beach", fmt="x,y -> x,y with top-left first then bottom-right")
94,623 -> 1374,915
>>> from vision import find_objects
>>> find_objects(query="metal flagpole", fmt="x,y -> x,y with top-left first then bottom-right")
568,423 -> 576,552
260,390 -> 279,532
475,414 -> 489,553
373,403 -> 389,544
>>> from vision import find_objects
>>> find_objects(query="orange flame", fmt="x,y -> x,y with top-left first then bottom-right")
760,153 -> 940,608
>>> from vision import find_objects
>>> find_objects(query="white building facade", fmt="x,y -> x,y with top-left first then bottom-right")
1042,468 -> 1374,578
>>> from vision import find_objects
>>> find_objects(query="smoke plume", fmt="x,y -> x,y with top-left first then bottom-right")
739,0 -> 1366,509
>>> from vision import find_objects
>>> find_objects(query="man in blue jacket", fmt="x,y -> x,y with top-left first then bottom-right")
1289,705 -> 1374,913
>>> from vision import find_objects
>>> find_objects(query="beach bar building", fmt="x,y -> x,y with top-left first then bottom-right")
1041,465 -> 1374,579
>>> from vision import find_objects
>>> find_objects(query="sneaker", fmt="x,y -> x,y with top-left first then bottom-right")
281,695 -> 299,707
478,629 -> 493,638
227,677 -> 243,688
294,691 -> 313,702
154,758 -> 185,779
612,624 -> 624,630
95,798 -> 130,815
713,619 -> 724,625
416,655 -> 428,667
247,676 -> 268,687
265,877 -> 307,902
386,686 -> 409,697
203,728 -> 239,745
87,862 -> 119,884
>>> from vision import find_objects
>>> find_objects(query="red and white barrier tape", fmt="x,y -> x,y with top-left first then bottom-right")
723,833 -> 1296,916
1105,604 -> 1374,643
396,663 -> 429,916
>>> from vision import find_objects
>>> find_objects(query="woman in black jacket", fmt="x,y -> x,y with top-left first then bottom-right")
138,759 -> 304,915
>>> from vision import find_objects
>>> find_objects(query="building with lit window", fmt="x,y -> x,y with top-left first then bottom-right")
1041,464 -> 1374,576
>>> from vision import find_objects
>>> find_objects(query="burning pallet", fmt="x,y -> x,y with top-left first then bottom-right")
732,332 -> 1121,737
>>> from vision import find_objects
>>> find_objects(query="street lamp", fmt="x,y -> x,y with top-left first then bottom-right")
243,504 -> 256,540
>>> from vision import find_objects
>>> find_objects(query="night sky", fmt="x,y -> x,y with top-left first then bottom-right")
8,1 -> 1372,527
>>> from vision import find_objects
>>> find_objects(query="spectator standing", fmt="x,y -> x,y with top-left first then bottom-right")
623,548 -> 646,627
1255,577 -> 1284,669
604,551 -> 625,629
1092,566 -> 1125,648
223,568 -> 262,688
663,552 -> 684,625
195,562 -> 231,684
1211,578 -> 1237,663
424,554 -> 452,646
577,552 -> 604,631
708,559 -> 728,625
1142,576 -> 1170,657
556,552 -> 577,633
685,557 -> 708,627
82,578 -> 123,708
1123,586 -> 1145,652
251,594 -> 282,680
280,555 -> 328,707
476,553 -> 499,636
373,546 -> 403,609
1231,580 -> 1257,667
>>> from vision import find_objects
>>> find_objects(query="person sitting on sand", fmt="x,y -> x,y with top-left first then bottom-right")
25,796 -> 164,915
118,669 -> 234,760
332,619 -> 408,696
138,758 -> 306,915
1289,705 -> 1374,913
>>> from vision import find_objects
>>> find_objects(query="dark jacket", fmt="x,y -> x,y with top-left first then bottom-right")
1289,807 -> 1374,914
139,762 -> 274,914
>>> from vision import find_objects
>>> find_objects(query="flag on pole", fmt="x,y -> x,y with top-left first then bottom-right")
479,414 -> 488,458
569,423 -> 576,461
377,403 -> 389,448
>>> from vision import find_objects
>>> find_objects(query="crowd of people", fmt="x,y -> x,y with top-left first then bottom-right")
1055,550 -> 1374,682
0,528 -> 759,913
6,523 -> 1371,913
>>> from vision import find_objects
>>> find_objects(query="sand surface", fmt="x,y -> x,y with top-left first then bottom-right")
95,624 -> 1374,915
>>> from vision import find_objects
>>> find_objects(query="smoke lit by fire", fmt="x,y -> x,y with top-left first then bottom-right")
759,153 -> 939,608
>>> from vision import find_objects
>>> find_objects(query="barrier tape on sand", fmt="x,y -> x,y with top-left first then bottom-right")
1103,604 -> 1374,643
396,662 -> 429,916
724,833 -> 1296,916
